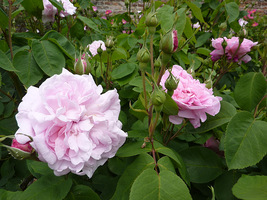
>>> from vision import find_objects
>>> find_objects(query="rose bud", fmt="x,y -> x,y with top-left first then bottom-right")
137,47 -> 150,70
145,12 -> 158,35
160,29 -> 178,54
6,138 -> 34,160
165,72 -> 179,96
151,87 -> 166,112
74,53 -> 91,75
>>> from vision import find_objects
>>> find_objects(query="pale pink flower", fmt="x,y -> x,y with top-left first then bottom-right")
160,65 -> 222,128
210,38 -> 224,62
101,16 -> 107,20
193,22 -> 200,29
11,138 -> 33,153
122,19 -> 127,24
105,10 -> 112,15
87,40 -> 106,57
42,0 -> 76,23
224,37 -> 258,63
92,6 -> 97,12
15,69 -> 127,178
238,18 -> 248,27
42,0 -> 57,23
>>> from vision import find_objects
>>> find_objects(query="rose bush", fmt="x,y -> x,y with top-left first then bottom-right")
14,69 -> 127,178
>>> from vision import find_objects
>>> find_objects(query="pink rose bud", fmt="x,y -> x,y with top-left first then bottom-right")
11,138 -> 33,153
160,29 -> 178,54
92,6 -> 97,12
74,53 -> 91,75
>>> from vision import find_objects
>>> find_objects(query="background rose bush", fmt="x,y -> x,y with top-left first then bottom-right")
0,0 -> 266,200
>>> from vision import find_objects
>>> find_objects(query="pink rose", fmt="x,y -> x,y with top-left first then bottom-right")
210,38 -> 224,62
92,6 -> 97,12
105,10 -> 112,15
11,138 -> 33,153
101,16 -> 107,20
42,0 -> 76,23
252,22 -> 259,27
160,65 -> 222,128
42,0 -> 57,23
224,37 -> 258,63
87,40 -> 106,57
15,69 -> 127,178
122,19 -> 127,24
238,18 -> 248,27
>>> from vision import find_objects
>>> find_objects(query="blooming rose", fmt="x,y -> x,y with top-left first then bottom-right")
160,65 -> 222,128
15,69 -> 127,178
210,38 -> 225,62
92,6 -> 98,12
210,37 -> 257,63
238,18 -> 248,27
11,138 -> 33,153
87,40 -> 106,57
224,37 -> 258,63
105,10 -> 112,15
42,0 -> 76,23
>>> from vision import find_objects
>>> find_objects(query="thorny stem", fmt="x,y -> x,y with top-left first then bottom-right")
157,64 -> 166,86
166,120 -> 188,145
150,35 -> 154,77
8,0 -> 13,59
254,94 -> 267,118
141,70 -> 148,111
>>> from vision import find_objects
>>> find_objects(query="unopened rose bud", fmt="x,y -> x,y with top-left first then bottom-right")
151,88 -> 166,112
145,12 -> 158,35
7,138 -> 34,160
219,22 -> 227,32
165,72 -> 179,96
137,47 -> 150,70
160,29 -> 178,54
205,75 -> 213,89
97,45 -> 103,55
74,53 -> 91,75
105,36 -> 115,49
154,57 -> 161,69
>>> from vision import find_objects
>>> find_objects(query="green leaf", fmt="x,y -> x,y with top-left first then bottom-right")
0,117 -> 18,135
32,40 -> 64,76
232,175 -> 267,200
129,169 -> 192,200
225,111 -> 267,170
41,30 -> 76,59
162,93 -> 179,116
129,76 -> 152,93
0,7 -> 8,29
155,144 -> 190,185
19,174 -> 72,200
48,0 -> 63,11
180,146 -> 224,183
21,0 -> 44,18
225,2 -> 239,23
157,5 -> 174,32
195,32 -> 212,48
12,6 -> 25,19
184,17 -> 196,43
111,153 -> 155,200
214,170 -> 241,200
157,156 -> 176,174
186,101 -> 236,134
111,62 -> 137,80
13,50 -> 43,87
186,1 -> 205,23
65,185 -> 101,200
234,72 -> 266,112
116,140 -> 151,157
112,47 -> 128,61
175,8 -> 186,39
0,50 -> 18,72
77,16 -> 101,33
196,47 -> 211,56
27,160 -> 53,178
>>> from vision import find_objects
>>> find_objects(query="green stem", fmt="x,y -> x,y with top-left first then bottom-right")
150,35 -> 154,77
8,0 -> 13,59
141,70 -> 148,111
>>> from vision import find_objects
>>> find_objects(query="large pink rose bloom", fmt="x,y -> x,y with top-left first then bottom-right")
42,0 -> 76,23
87,40 -> 106,57
224,37 -> 258,63
15,69 -> 127,178
160,65 -> 222,128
